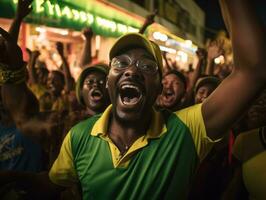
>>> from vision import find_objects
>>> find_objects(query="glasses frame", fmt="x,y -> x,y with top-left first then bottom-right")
110,56 -> 159,75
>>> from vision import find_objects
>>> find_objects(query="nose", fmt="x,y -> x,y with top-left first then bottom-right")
163,81 -> 171,88
91,79 -> 101,88
124,64 -> 143,80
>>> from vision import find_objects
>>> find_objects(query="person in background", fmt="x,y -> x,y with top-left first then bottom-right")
0,0 -> 44,172
27,49 -> 49,100
155,70 -> 187,111
194,76 -> 221,104
139,10 -> 157,34
79,27 -> 94,67
63,64 -> 110,136
1,0 -> 266,199
75,64 -> 110,118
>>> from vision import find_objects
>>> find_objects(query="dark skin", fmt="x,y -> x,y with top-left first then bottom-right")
27,49 -> 40,85
139,10 -> 157,34
9,0 -> 33,43
79,27 -> 93,67
107,48 -> 162,151
205,40 -> 224,76
0,0 -> 266,195
183,48 -> 207,106
202,0 -> 266,139
195,83 -> 218,104
81,71 -> 109,116
156,73 -> 186,111
56,42 -> 75,92
47,71 -> 64,98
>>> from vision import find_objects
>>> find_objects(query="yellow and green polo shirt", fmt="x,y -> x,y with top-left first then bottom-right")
49,104 -> 217,199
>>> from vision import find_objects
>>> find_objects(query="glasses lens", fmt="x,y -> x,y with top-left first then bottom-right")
86,78 -> 105,85
111,56 -> 158,74
111,56 -> 130,69
138,59 -> 158,74
99,80 -> 105,85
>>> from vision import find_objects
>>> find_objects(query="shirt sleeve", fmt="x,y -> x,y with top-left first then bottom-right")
49,131 -> 78,187
175,103 -> 222,161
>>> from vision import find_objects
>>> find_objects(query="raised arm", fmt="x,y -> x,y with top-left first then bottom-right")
205,40 -> 224,75
0,27 -> 38,120
56,42 -> 75,93
27,49 -> 40,85
9,0 -> 33,42
79,27 -> 93,67
139,10 -> 157,34
190,48 -> 206,88
202,0 -> 266,139
184,48 -> 207,104
162,51 -> 172,74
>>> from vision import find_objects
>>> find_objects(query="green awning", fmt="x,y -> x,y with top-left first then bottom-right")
0,0 -> 141,38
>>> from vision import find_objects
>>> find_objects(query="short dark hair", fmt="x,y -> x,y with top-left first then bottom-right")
163,70 -> 187,90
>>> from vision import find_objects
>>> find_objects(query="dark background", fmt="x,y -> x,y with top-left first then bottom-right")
195,0 -> 266,38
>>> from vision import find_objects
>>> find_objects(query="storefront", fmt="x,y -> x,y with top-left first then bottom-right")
0,0 -> 143,78
147,25 -> 198,70
0,0 -> 198,77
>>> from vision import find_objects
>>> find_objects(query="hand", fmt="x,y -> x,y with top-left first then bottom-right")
144,10 -> 157,26
155,94 -> 164,109
196,48 -> 207,60
55,42 -> 64,56
0,27 -> 24,70
26,48 -> 40,59
82,27 -> 93,39
207,40 -> 224,61
31,50 -> 40,59
15,0 -> 33,21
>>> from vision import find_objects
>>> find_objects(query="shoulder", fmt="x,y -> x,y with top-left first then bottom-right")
175,104 -> 202,120
173,104 -> 204,131
69,114 -> 102,142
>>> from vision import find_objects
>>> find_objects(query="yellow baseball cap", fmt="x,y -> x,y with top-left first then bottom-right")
76,64 -> 109,106
109,33 -> 163,75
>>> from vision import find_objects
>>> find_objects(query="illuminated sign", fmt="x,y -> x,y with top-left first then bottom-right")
0,0 -> 139,37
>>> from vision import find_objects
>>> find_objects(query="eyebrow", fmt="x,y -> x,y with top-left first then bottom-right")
141,54 -> 155,60
116,51 -> 155,61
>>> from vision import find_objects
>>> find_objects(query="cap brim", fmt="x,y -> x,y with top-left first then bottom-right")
109,33 -> 163,74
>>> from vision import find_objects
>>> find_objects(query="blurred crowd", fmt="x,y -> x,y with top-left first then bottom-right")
0,0 -> 265,200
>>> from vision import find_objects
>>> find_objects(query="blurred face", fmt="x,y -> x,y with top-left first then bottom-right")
37,68 -> 48,86
108,48 -> 161,122
81,71 -> 109,112
194,83 -> 217,104
159,74 -> 186,110
47,72 -> 64,96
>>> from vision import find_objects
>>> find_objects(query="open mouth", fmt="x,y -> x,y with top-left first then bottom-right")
91,89 -> 103,101
119,84 -> 143,106
163,90 -> 174,98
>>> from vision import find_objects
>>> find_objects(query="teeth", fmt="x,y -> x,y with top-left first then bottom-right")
121,84 -> 140,92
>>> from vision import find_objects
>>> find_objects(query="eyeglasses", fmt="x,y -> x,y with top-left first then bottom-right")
111,55 -> 158,74
84,78 -> 105,86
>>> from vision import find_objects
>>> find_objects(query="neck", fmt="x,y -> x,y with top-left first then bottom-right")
169,103 -> 182,112
108,111 -> 152,152
86,107 -> 99,117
